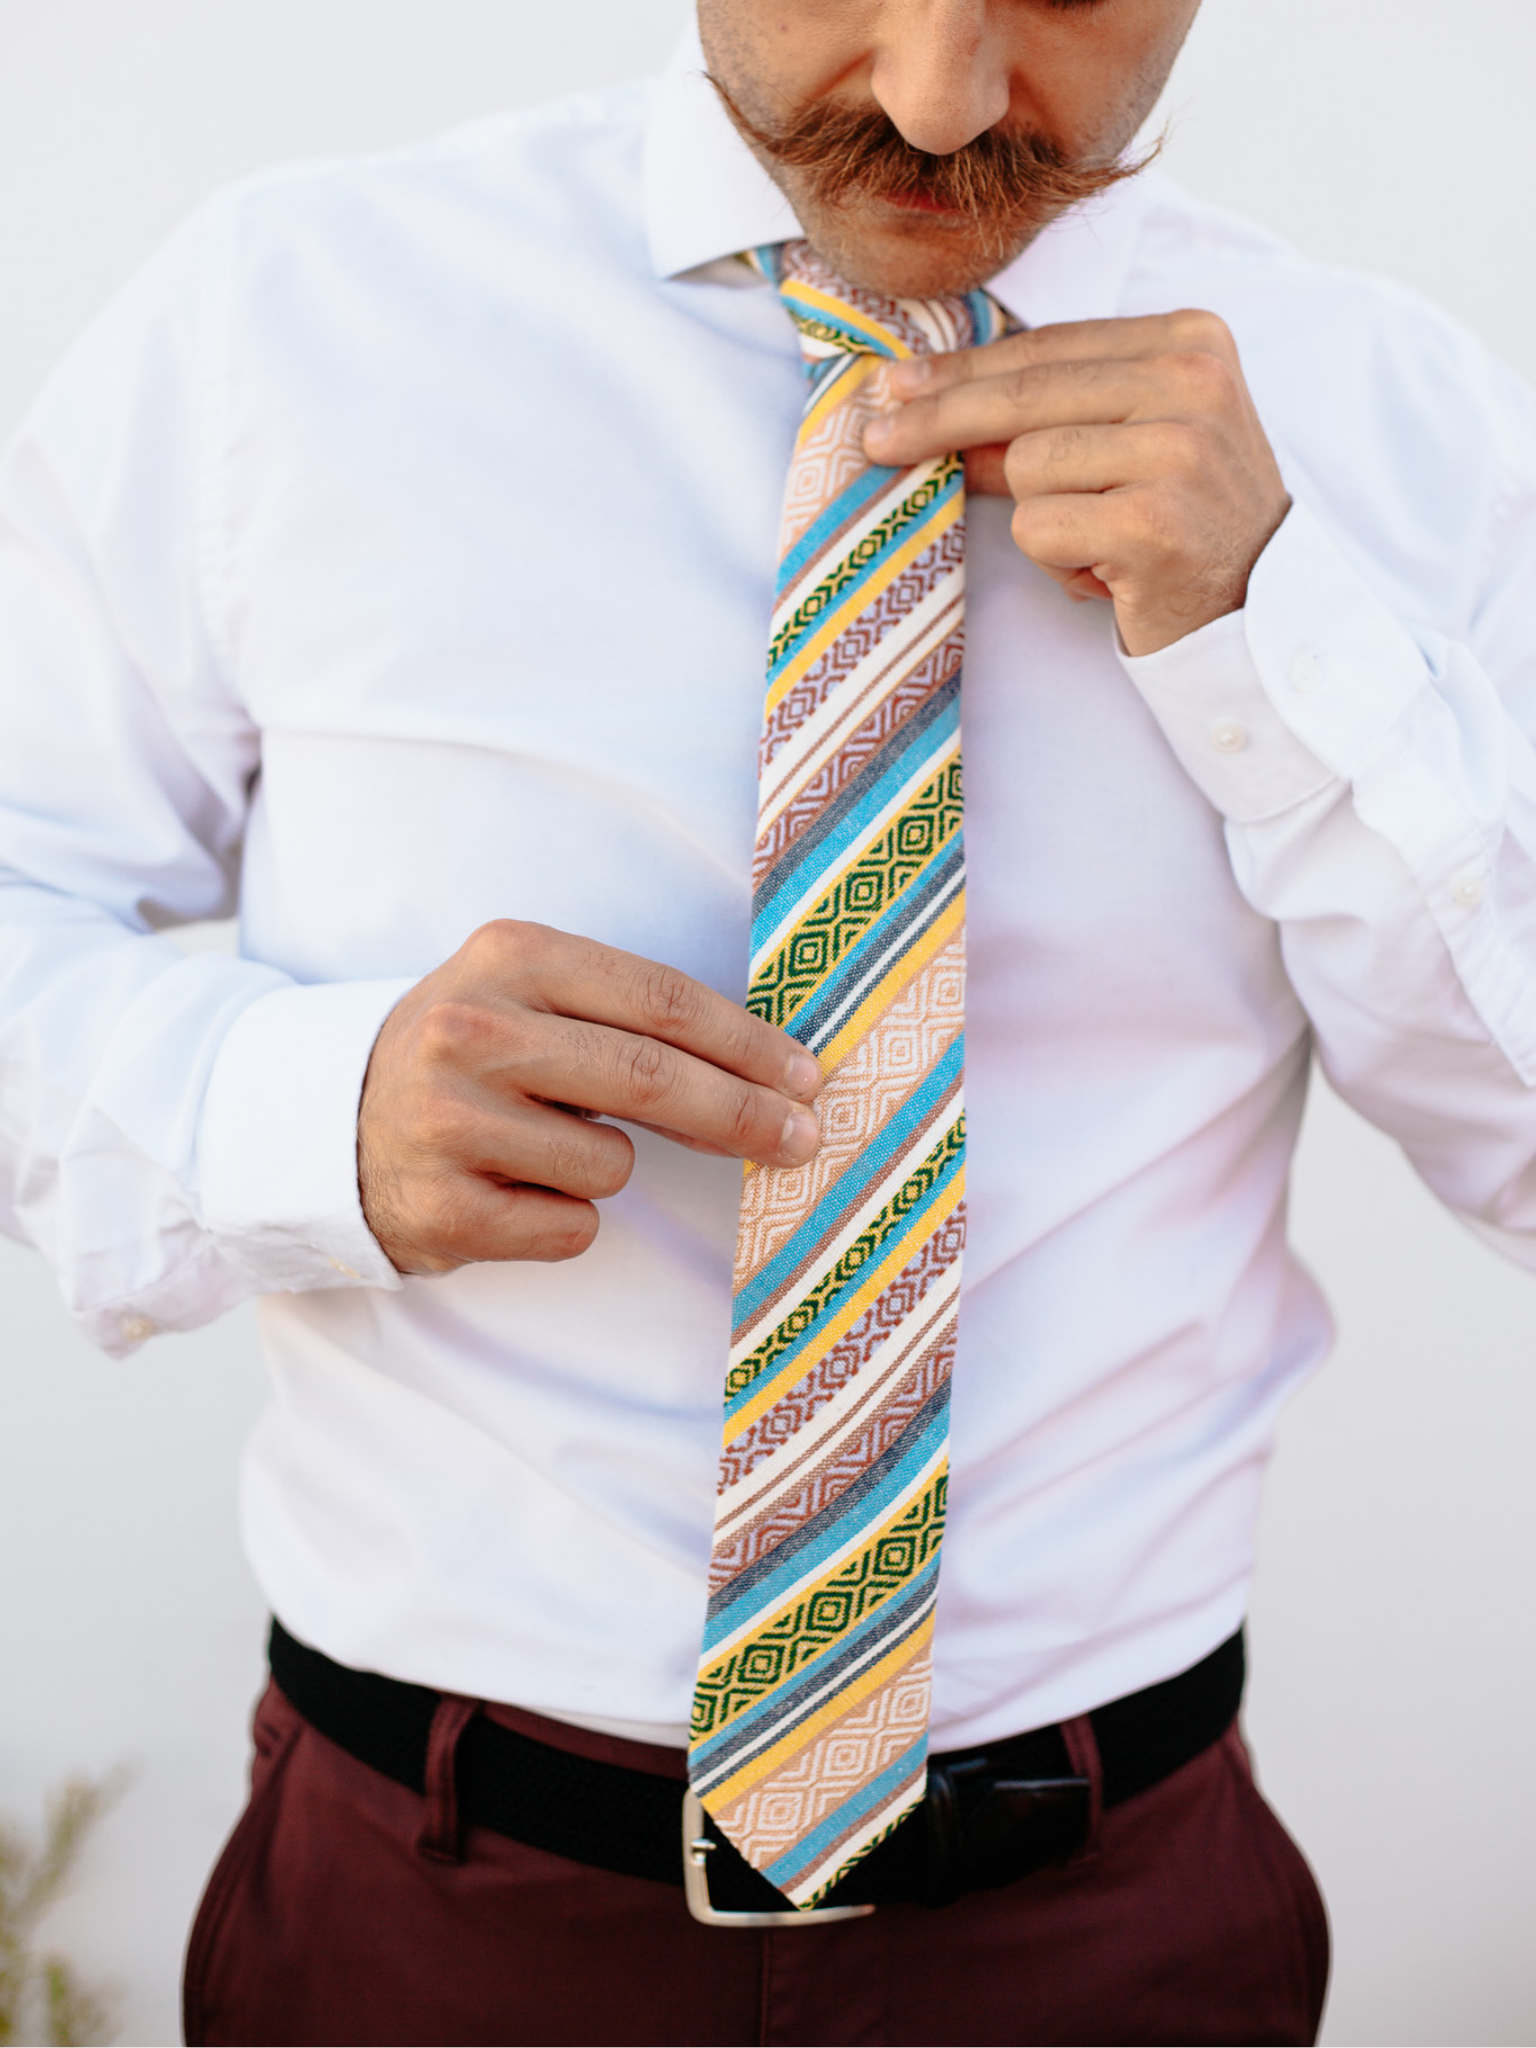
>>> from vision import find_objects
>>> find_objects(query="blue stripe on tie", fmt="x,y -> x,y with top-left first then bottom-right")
689,1558 -> 942,1780
708,1381 -> 951,1624
781,291 -> 901,359
731,1036 -> 964,1332
722,1140 -> 962,1412
762,1736 -> 929,1891
702,1397 -> 950,1652
750,690 -> 959,956
752,672 -> 960,933
767,464 -> 962,684
789,841 -> 963,1050
775,463 -> 898,599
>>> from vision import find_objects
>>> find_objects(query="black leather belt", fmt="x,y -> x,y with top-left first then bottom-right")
269,1619 -> 1243,1920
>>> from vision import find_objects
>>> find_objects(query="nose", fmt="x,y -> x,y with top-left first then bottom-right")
868,0 -> 1012,156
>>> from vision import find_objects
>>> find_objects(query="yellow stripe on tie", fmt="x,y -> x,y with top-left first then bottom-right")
706,1607 -> 938,1810
697,1462 -> 947,1717
782,282 -> 914,359
724,1158 -> 965,1443
799,352 -> 883,442
764,482 -> 962,716
753,746 -> 962,1000
816,893 -> 967,1080
696,241 -> 998,1904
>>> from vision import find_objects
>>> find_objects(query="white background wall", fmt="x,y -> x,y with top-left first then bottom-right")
2,4 -> 1535,2042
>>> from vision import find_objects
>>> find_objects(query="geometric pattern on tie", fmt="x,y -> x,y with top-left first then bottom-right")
689,240 -> 1007,1908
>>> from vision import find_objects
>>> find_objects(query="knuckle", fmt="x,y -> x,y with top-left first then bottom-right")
540,1120 -> 631,1200
588,1130 -> 635,1199
1166,346 -> 1235,405
636,961 -> 701,1036
541,1130 -> 589,1192
467,917 -> 527,964
1153,419 -> 1207,475
1005,364 -> 1040,409
726,1012 -> 772,1075
1170,307 -> 1232,353
539,1206 -> 600,1263
409,1087 -> 477,1161
468,917 -> 560,985
417,998 -> 494,1066
621,1034 -> 673,1109
418,1171 -> 477,1250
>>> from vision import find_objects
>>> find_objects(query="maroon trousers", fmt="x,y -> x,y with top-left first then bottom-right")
184,1681 -> 1329,2047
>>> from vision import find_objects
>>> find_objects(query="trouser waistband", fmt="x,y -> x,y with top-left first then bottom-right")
269,1621 -> 1245,1912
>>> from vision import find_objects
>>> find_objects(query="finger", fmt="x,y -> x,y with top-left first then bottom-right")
866,358 -> 1157,469
472,923 -> 822,1102
1008,489 -> 1133,581
1002,419 -> 1197,501
465,1095 -> 637,1201
886,308 -> 1239,402
1035,560 -> 1115,603
504,1012 -> 821,1168
391,1173 -> 602,1272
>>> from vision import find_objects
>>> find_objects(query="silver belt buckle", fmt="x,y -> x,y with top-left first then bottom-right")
681,1789 -> 877,1928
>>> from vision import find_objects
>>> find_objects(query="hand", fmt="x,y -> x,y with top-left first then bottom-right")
864,310 -> 1291,656
357,921 -> 823,1275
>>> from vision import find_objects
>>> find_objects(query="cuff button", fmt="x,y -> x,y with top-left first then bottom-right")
1452,871 -> 1486,909
1210,718 -> 1249,755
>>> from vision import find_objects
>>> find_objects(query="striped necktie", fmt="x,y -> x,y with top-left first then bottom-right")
688,240 -> 1007,1910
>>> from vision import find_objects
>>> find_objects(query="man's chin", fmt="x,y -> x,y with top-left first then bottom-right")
792,195 -> 1043,300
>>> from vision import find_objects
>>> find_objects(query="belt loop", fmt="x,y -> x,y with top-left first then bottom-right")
415,1695 -> 480,1866
1059,1712 -> 1104,1866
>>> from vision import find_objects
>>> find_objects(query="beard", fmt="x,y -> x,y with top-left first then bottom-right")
711,76 -> 1154,289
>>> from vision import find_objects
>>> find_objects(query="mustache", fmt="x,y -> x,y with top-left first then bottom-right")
710,77 -> 1154,247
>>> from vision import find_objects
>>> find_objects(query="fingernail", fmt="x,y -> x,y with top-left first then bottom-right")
780,1107 -> 820,1164
888,357 -> 934,394
785,1051 -> 823,1098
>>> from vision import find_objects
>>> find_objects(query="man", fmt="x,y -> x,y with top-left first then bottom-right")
2,0 -> 1532,2040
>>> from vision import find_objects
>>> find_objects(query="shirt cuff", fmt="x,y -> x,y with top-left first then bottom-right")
198,975 -> 416,1295
1118,498 -> 1434,824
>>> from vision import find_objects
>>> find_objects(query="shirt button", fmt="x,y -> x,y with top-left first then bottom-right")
1210,718 -> 1249,755
120,1314 -> 156,1344
1289,652 -> 1322,694
1452,871 -> 1486,909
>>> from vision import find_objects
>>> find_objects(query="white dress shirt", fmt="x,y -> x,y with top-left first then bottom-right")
4,23 -> 1536,1750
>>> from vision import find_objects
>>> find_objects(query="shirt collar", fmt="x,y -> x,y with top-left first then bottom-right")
641,12 -> 1156,329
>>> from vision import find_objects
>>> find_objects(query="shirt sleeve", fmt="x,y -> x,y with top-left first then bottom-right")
1121,415 -> 1536,1270
0,198 -> 406,1357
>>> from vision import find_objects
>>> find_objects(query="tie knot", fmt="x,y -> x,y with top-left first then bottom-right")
751,239 -> 1007,365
